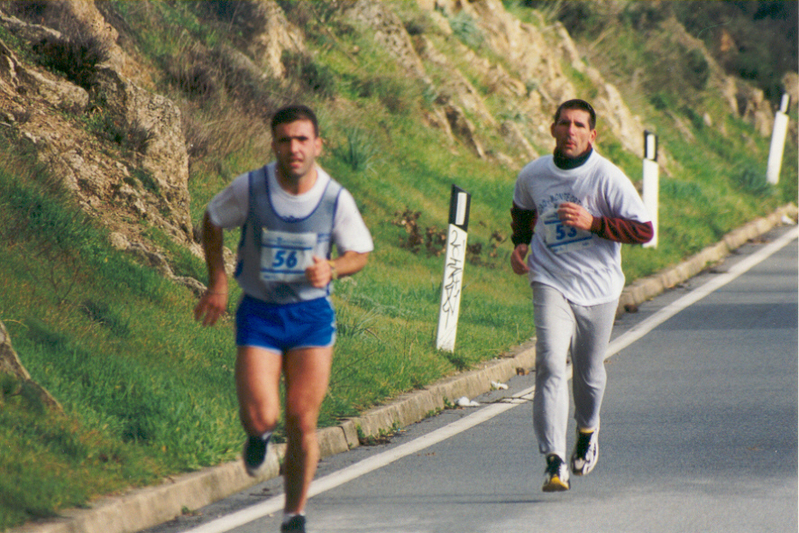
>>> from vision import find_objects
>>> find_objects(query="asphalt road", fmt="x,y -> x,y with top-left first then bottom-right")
145,225 -> 798,533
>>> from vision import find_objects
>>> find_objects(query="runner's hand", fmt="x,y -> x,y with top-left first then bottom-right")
194,291 -> 227,327
511,244 -> 530,275
557,202 -> 592,231
306,256 -> 333,288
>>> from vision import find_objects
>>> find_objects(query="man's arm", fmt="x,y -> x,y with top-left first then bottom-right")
557,202 -> 653,245
589,217 -> 653,244
194,211 -> 229,326
510,202 -> 537,246
306,251 -> 370,288
510,203 -> 537,275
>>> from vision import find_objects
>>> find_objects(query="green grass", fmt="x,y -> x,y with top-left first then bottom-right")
0,1 -> 796,530
0,376 -> 163,526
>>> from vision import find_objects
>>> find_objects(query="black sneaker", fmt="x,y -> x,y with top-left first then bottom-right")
281,514 -> 306,532
542,454 -> 570,492
243,434 -> 271,477
570,428 -> 599,476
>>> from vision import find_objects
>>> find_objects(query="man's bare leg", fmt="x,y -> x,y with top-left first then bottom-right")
281,346 -> 332,514
235,346 -> 282,437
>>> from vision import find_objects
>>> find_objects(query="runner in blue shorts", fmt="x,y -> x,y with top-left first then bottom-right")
235,295 -> 336,353
194,105 -> 373,533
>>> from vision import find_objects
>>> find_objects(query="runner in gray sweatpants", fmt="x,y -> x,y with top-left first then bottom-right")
532,283 -> 616,461
510,99 -> 653,492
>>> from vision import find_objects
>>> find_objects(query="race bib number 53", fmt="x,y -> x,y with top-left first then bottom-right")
542,211 -> 593,254
260,229 -> 316,282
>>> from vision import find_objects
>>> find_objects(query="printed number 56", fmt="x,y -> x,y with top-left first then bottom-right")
272,250 -> 298,269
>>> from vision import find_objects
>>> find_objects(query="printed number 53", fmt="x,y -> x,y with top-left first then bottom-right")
556,223 -> 578,241
272,250 -> 298,269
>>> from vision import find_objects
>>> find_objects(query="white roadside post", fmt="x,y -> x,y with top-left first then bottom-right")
766,93 -> 791,185
642,130 -> 659,249
435,185 -> 471,352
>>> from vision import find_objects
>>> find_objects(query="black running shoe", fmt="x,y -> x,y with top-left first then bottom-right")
281,514 -> 306,532
570,428 -> 599,476
542,454 -> 570,492
243,434 -> 270,477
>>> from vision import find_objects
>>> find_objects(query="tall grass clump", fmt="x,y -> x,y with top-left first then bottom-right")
448,10 -> 485,49
734,167 -> 776,197
333,127 -> 378,172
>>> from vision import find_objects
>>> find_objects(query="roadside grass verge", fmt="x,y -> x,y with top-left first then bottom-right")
0,128 -> 539,527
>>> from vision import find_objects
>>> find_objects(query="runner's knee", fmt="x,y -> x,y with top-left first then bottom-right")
240,403 -> 279,436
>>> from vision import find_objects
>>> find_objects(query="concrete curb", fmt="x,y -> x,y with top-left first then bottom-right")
11,204 -> 797,533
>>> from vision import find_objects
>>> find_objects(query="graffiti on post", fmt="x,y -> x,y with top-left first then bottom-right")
436,224 -> 467,351
436,184 -> 471,352
441,228 -> 465,328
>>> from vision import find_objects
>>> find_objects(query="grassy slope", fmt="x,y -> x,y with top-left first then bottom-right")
0,1 -> 795,529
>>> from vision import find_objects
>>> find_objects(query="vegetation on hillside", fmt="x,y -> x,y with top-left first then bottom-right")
524,0 -> 798,105
0,1 -> 796,529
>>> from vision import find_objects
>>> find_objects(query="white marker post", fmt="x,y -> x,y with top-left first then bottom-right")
766,94 -> 791,185
642,130 -> 659,249
436,185 -> 471,352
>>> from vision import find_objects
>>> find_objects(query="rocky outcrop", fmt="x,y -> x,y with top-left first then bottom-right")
782,71 -> 798,145
0,320 -> 63,412
0,320 -> 32,382
107,232 -> 207,296
346,0 -> 429,82
0,1 -> 196,257
4,0 -> 154,87
658,15 -> 775,137
735,83 -> 775,137
0,35 -> 88,113
501,120 -> 538,161
93,65 -> 192,237
247,0 -> 306,78
0,31 -> 116,202
783,72 -> 798,106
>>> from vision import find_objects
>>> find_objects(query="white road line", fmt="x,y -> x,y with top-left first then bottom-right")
185,226 -> 797,533
606,226 -> 798,359
185,389 -> 535,533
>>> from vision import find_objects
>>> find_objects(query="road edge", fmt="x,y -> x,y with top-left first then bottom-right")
10,203 -> 797,533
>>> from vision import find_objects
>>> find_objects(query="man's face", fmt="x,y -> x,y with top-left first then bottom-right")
271,119 -> 322,181
550,108 -> 597,159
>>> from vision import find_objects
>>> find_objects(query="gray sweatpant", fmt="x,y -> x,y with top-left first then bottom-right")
531,282 -> 618,460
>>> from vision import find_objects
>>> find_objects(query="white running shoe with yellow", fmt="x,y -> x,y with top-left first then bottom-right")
542,454 -> 570,492
570,428 -> 599,476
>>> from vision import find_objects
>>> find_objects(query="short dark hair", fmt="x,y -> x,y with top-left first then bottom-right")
553,99 -> 596,130
271,104 -> 319,137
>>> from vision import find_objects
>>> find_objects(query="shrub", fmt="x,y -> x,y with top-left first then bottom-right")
353,76 -> 420,115
685,49 -> 710,91
404,15 -> 430,36
281,51 -> 336,98
83,109 -> 151,155
32,35 -> 109,90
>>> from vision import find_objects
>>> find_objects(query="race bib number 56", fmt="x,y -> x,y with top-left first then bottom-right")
542,211 -> 593,254
260,229 -> 316,282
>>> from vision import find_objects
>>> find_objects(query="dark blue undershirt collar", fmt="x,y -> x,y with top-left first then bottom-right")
553,148 -> 592,170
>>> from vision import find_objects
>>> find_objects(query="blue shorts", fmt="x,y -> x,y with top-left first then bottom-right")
235,296 -> 336,353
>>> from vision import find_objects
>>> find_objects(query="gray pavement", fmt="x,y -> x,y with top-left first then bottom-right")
146,221 -> 798,533
10,205 -> 797,533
